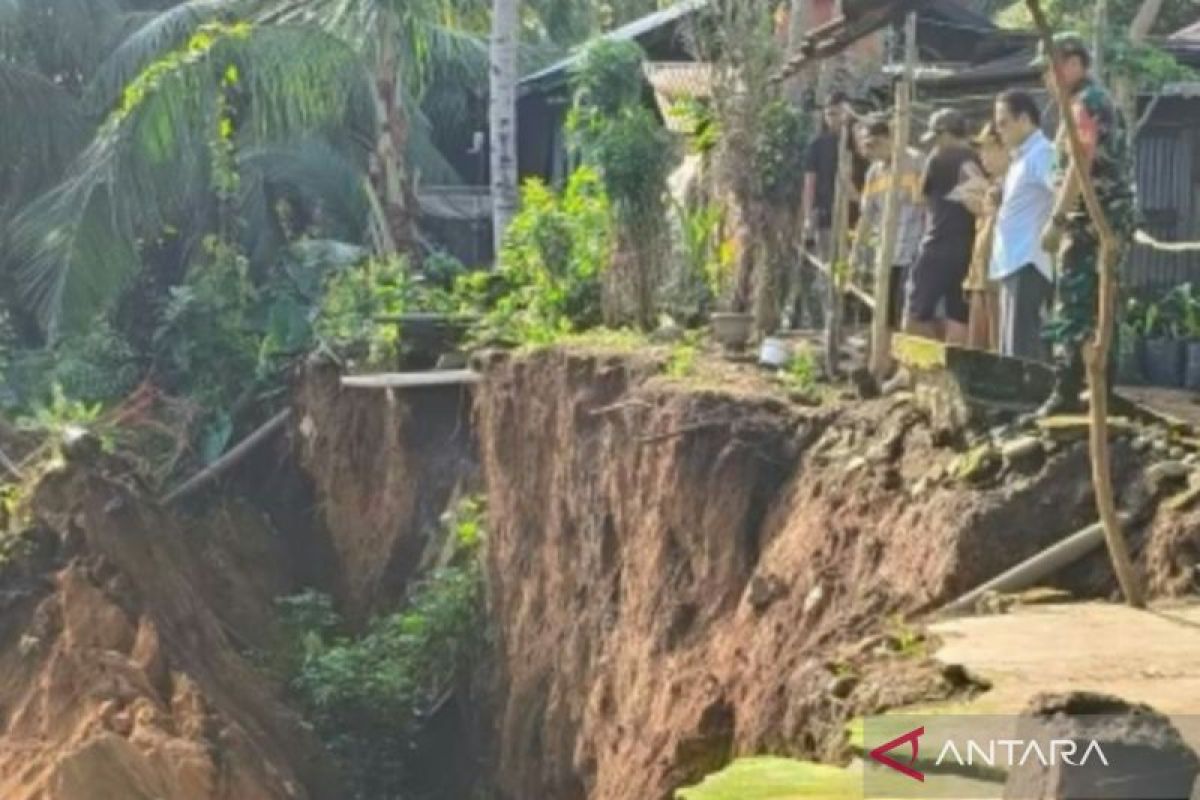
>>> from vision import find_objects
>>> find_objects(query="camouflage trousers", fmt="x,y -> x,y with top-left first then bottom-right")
1044,228 -> 1103,347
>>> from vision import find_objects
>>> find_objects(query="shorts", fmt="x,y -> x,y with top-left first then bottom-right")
907,247 -> 970,324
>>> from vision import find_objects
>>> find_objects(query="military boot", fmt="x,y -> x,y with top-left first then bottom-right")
1036,347 -> 1085,418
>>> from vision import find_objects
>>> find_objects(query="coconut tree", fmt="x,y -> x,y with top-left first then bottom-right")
3,11 -> 377,337
489,0 -> 519,255
257,0 -> 491,255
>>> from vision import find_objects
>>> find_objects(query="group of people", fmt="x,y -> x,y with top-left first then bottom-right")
799,32 -> 1135,415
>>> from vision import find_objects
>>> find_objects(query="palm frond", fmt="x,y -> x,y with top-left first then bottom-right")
0,62 -> 88,218
86,0 -> 239,117
9,23 -> 377,338
1,0 -> 129,88
239,138 -> 370,266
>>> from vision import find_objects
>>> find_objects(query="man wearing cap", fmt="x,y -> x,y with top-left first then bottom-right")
796,91 -> 869,329
992,89 -> 1055,362
905,108 -> 985,345
849,115 -> 925,333
1035,33 -> 1136,416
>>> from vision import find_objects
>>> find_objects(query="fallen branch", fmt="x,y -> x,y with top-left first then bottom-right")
163,409 -> 292,505
1028,0 -> 1144,608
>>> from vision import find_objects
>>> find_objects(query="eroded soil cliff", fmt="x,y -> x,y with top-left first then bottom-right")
473,346 -> 1197,800
0,461 -> 338,800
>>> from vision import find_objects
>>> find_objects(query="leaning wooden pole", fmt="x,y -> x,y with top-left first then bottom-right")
1026,0 -> 1144,608
869,12 -> 916,378
164,409 -> 292,506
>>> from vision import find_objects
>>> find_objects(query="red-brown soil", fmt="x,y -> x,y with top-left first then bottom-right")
292,361 -> 478,621
0,460 -> 339,800
473,346 -> 1184,800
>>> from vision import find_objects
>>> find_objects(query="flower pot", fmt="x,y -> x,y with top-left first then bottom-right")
1143,337 -> 1185,388
712,312 -> 754,353
1116,337 -> 1145,386
1185,341 -> 1200,391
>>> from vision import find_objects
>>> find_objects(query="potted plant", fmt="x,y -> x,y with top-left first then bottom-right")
1141,288 -> 1185,388
1117,296 -> 1147,386
708,215 -> 754,352
1178,283 -> 1200,390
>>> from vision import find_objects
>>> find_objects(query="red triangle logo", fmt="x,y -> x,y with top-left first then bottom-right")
869,726 -> 925,782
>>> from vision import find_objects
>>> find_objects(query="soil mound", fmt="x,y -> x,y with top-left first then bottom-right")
0,459 -> 339,800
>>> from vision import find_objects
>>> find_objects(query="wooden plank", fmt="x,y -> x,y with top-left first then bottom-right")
340,371 -> 482,389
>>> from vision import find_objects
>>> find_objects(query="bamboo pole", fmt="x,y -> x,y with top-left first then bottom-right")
869,12 -> 916,378
825,123 -> 851,377
941,517 -> 1133,615
1026,0 -> 1144,608
163,410 -> 292,506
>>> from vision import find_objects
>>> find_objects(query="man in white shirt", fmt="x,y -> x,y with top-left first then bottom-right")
991,90 -> 1056,362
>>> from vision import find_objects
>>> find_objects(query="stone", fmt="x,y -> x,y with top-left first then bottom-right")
802,584 -> 825,616
747,575 -> 786,613
1146,461 -> 1191,495
1002,692 -> 1200,800
1132,436 -> 1152,454
1001,436 -> 1045,466
1170,446 -> 1187,460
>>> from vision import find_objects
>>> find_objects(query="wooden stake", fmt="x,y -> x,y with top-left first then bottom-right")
869,12 -> 916,378
825,123 -> 851,377
1026,0 -> 1144,608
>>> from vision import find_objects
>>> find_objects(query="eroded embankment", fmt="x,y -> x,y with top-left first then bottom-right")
292,361 -> 479,621
0,461 -> 337,800
470,346 -> 1197,800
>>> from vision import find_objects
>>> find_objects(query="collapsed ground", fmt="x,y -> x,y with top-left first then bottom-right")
0,343 -> 1197,800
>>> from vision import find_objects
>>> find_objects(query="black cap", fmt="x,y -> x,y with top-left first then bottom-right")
921,108 -> 968,144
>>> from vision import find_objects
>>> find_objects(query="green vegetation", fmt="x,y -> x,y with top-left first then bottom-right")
460,168 -> 610,345
568,38 -> 676,328
676,757 -> 860,800
279,496 -> 487,800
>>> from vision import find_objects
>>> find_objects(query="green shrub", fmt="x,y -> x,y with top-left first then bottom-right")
281,497 -> 487,800
461,168 -> 610,344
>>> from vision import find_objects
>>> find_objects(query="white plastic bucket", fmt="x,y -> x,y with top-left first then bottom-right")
759,337 -> 791,368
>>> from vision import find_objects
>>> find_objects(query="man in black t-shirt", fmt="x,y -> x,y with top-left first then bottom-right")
905,108 -> 984,345
794,91 -> 867,329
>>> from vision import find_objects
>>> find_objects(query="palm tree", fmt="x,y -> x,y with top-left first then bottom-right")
1,1 -> 377,337
489,0 -> 519,255
256,0 -> 491,256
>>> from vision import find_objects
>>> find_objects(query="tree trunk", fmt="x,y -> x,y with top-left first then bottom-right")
490,0 -> 521,260
1113,0 -> 1164,152
371,23 -> 419,257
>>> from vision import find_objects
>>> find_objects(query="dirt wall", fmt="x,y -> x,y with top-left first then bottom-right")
292,361 -> 479,621
473,347 -> 1174,800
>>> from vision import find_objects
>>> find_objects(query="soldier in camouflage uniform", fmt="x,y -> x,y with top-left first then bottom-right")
1034,33 -> 1137,417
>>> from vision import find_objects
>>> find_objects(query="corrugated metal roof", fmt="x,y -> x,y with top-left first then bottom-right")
519,0 -> 710,95
1170,19 -> 1200,42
